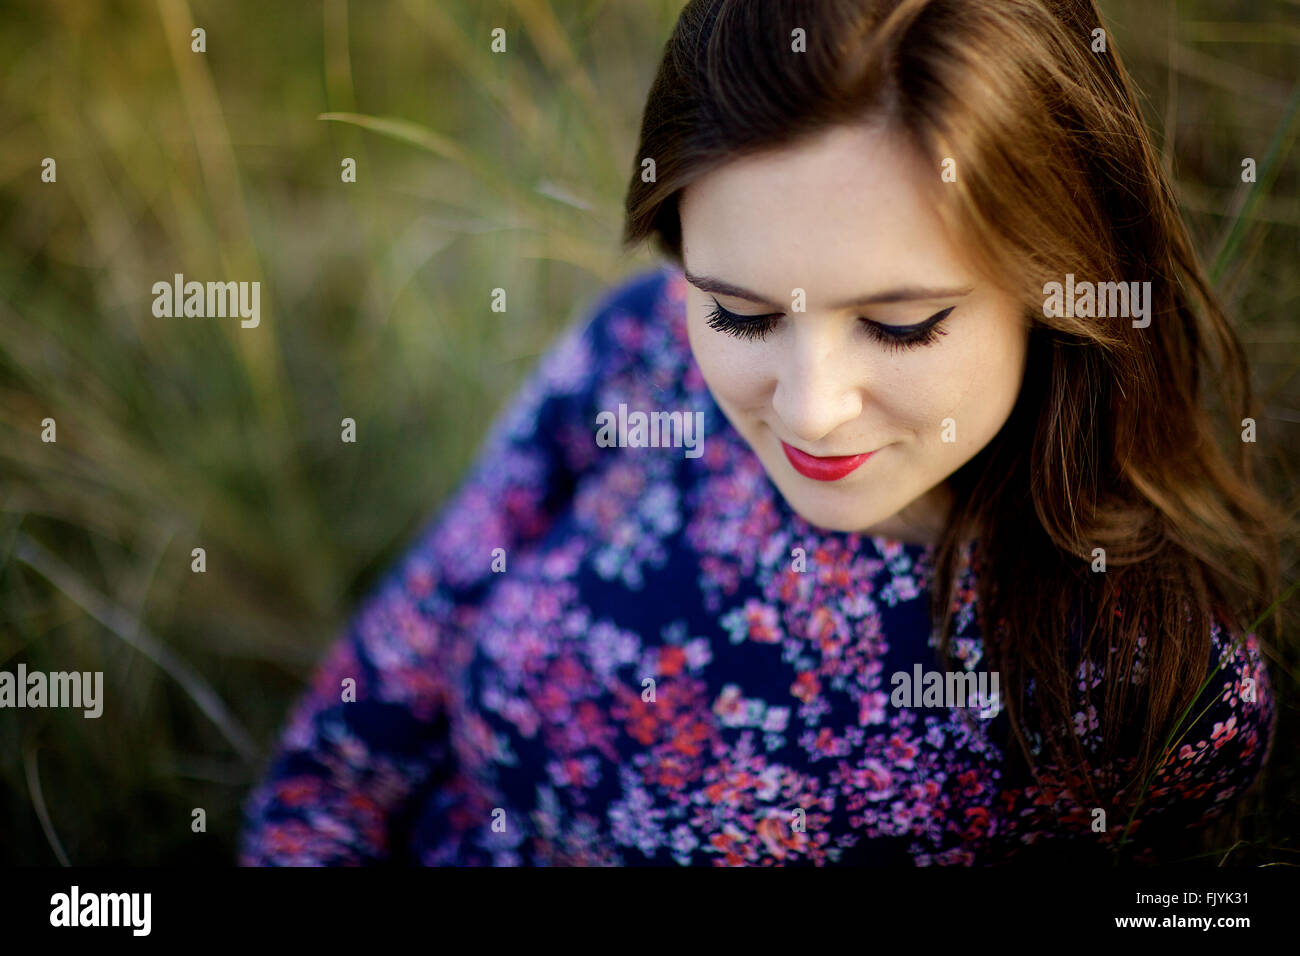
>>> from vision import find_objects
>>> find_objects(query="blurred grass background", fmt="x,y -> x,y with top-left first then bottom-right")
0,0 -> 1295,865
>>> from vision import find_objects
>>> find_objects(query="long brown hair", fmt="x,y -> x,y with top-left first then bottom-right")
622,0 -> 1285,850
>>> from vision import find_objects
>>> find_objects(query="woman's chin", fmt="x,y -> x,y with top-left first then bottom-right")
779,492 -> 893,537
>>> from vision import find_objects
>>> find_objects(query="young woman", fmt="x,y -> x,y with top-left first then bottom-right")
240,0 -> 1282,865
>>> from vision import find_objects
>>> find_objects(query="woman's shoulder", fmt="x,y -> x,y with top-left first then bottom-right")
581,263 -> 691,383
590,263 -> 682,321
509,263 -> 687,411
387,264 -> 694,593
569,263 -> 684,355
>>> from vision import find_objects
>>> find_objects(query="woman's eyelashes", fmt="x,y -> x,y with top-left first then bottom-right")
704,298 -> 955,351
862,307 -> 954,351
702,300 -> 782,342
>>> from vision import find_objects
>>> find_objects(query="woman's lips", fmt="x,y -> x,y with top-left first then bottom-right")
780,440 -> 874,481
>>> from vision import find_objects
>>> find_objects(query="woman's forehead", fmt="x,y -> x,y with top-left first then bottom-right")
679,125 -> 977,302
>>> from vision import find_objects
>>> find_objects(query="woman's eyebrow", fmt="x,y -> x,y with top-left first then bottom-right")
683,270 -> 973,308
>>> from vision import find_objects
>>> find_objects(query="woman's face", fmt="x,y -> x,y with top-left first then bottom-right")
679,123 -> 1030,545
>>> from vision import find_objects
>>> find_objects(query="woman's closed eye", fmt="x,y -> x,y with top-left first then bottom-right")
703,297 -> 955,352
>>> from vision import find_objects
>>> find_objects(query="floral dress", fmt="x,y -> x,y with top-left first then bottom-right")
239,265 -> 1275,866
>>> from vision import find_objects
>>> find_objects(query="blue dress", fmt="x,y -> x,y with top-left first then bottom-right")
239,265 -> 1275,865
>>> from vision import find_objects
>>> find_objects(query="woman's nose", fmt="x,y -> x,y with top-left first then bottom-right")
770,322 -> 864,445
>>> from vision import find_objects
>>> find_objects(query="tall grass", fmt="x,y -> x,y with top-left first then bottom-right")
0,0 -> 1295,865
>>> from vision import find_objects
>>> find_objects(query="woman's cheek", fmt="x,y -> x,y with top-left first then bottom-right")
870,345 -> 970,441
919,305 -> 1027,452
688,324 -> 769,409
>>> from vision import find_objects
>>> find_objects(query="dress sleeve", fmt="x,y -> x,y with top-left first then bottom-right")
238,275 -> 646,865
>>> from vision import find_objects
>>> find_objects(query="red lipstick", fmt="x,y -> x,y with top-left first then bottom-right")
780,441 -> 873,481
